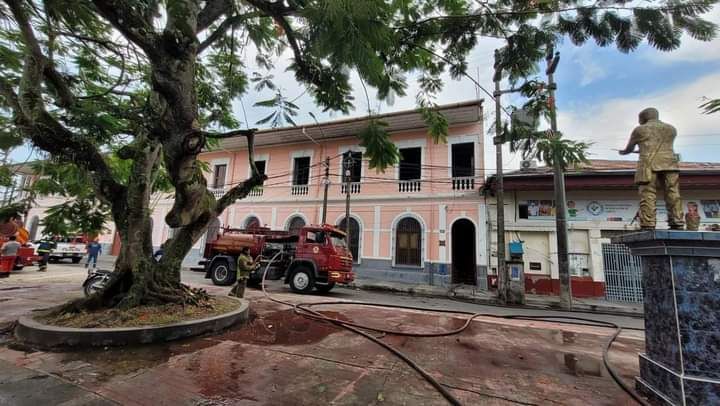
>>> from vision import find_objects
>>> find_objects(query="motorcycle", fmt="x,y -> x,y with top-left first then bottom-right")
83,269 -> 111,297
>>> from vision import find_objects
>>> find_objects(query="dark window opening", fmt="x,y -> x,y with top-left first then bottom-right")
245,216 -> 261,229
338,217 -> 360,263
293,157 -> 311,185
395,217 -> 421,266
342,151 -> 362,183
213,164 -> 227,189
288,216 -> 306,235
398,147 -> 421,180
519,203 -> 529,219
254,160 -> 266,176
451,142 -> 474,178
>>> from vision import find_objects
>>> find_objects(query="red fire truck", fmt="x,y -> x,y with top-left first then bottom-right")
202,224 -> 354,293
0,219 -> 39,270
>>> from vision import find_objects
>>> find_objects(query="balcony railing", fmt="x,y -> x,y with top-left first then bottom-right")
209,187 -> 226,198
452,176 -> 475,190
291,184 -> 309,196
341,182 -> 361,194
398,179 -> 421,193
249,186 -> 263,197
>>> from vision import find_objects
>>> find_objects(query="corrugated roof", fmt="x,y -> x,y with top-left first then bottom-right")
217,100 -> 483,150
506,159 -> 720,177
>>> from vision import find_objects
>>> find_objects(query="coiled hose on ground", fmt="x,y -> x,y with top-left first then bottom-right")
257,253 -> 650,406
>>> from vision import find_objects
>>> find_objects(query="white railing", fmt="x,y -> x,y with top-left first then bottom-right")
209,187 -> 226,198
249,186 -> 263,197
291,184 -> 309,196
341,182 -> 361,194
398,179 -> 421,193
452,176 -> 475,190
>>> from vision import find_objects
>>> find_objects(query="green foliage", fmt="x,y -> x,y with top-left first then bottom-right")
40,200 -> 108,238
700,98 -> 720,114
0,201 -> 28,224
359,119 -> 400,172
254,91 -> 300,127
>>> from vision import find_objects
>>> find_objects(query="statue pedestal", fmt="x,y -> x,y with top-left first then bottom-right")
613,231 -> 720,406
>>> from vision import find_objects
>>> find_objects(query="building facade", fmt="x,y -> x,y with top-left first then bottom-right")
191,100 -> 487,287
484,160 -> 720,298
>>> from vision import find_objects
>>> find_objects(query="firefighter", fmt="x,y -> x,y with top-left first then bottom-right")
36,238 -> 55,272
229,247 -> 258,298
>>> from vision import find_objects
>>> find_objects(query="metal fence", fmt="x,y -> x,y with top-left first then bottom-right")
602,243 -> 644,303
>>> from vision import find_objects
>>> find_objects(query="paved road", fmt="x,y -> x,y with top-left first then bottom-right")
182,268 -> 645,331
1,258 -> 644,331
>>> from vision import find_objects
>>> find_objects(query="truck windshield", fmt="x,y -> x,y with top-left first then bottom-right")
330,234 -> 347,248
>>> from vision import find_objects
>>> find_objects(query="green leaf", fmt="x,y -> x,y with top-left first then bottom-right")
359,119 -> 399,172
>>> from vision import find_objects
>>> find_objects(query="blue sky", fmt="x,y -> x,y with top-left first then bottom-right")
10,7 -> 720,171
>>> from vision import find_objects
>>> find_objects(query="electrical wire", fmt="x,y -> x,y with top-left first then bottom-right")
256,256 -> 649,406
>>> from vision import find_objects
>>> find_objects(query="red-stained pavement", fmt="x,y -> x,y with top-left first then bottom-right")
0,263 -> 645,405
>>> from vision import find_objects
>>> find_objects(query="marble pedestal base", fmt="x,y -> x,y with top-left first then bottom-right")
614,231 -> 720,406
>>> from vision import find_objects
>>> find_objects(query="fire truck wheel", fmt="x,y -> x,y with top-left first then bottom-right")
315,283 -> 335,293
71,257 -> 82,264
210,260 -> 235,286
289,267 -> 315,293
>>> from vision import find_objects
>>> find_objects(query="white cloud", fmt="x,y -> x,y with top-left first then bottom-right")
558,72 -> 720,162
569,46 -> 608,86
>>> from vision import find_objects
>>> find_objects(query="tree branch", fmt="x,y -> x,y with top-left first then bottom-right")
198,11 -> 262,53
6,0 -> 75,107
215,132 -> 266,213
202,128 -> 258,139
91,0 -> 157,53
56,31 -> 129,101
197,0 -> 233,32
0,1 -> 127,209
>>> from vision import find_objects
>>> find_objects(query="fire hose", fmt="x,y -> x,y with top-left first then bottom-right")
257,252 -> 650,406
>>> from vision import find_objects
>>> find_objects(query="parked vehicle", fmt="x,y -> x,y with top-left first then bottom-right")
83,269 -> 111,296
48,236 -> 87,263
202,224 -> 354,293
0,219 -> 39,270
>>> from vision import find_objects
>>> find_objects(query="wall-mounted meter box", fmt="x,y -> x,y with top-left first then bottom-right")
509,241 -> 524,257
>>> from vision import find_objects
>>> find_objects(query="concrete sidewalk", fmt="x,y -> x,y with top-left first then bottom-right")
343,279 -> 644,317
0,359 -> 114,405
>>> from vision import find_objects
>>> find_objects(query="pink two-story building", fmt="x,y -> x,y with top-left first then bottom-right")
187,100 -> 488,287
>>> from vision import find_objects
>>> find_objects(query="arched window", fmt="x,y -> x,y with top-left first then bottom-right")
337,217 -> 360,263
244,216 -> 261,229
395,217 -> 421,266
28,215 -> 39,241
287,216 -> 306,235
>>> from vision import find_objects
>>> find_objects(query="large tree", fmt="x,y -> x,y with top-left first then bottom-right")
0,0 -> 715,311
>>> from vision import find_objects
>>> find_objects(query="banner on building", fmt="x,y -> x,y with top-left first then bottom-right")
519,199 -> 720,224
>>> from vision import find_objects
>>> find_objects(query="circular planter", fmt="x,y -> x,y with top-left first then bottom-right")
15,297 -> 249,348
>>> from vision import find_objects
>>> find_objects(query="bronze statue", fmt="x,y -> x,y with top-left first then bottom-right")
619,108 -> 684,230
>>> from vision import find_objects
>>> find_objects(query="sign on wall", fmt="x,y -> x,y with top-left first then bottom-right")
519,199 -> 720,224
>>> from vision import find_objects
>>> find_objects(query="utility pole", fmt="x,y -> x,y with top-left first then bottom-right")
545,47 -> 572,309
493,50 -> 508,304
343,151 -> 352,241
321,156 -> 330,224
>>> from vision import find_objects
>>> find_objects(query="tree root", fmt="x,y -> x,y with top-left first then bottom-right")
50,263 -> 212,316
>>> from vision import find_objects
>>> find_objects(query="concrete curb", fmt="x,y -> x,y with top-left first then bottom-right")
15,297 -> 249,348
342,283 -> 644,318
